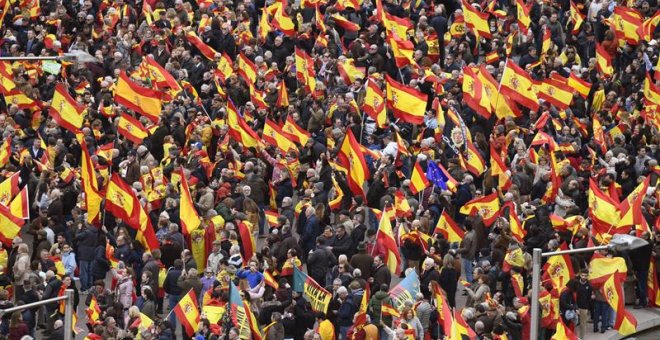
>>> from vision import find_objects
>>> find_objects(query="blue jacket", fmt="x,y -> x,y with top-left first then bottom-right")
337,295 -> 357,327
300,215 -> 319,251
236,269 -> 264,289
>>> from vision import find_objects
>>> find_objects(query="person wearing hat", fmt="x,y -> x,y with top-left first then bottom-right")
206,240 -> 224,276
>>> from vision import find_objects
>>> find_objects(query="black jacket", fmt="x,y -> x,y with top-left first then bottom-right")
307,247 -> 337,284
75,227 -> 98,261
372,264 -> 392,290
420,268 -> 441,299
163,268 -> 183,296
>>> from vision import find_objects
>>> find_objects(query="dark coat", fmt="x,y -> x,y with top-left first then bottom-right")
372,264 -> 392,290
420,268 -> 441,299
307,247 -> 337,284
350,252 -> 374,279
330,233 -> 353,258
75,227 -> 98,262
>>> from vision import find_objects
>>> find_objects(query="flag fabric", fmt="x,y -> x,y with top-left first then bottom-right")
381,303 -> 400,317
337,58 -> 366,85
477,64 -> 522,118
237,53 -> 258,84
459,192 -> 500,225
450,309 -> 477,339
643,73 -> 660,105
114,71 -> 162,123
178,168 -> 201,236
388,34 -> 416,68
385,74 -> 428,124
535,77 -> 573,110
409,160 -> 429,195
328,175 -> 344,211
0,171 -> 20,206
375,212 -> 401,274
542,244 -> 575,290
117,114 -> 149,144
295,47 -> 316,93
9,186 -> 29,220
600,273 -> 638,335
172,289 -> 201,336
80,139 -> 102,225
648,258 -> 660,307
226,101 -> 261,148
49,83 -> 86,133
336,130 -> 370,199
331,13 -> 360,32
263,270 -> 279,289
237,221 -> 255,265
638,9 -> 660,41
271,5 -> 296,36
276,80 -> 289,108
0,203 -> 23,246
568,73 -> 591,98
293,267 -> 333,313
185,31 -> 218,60
431,282 -> 453,334
434,210 -> 464,243
504,202 -> 525,242
551,317 -> 578,340
500,60 -> 539,111
516,0 -> 532,33
281,115 -> 311,145
596,43 -> 614,77
426,160 -> 449,190
461,0 -> 491,38
388,271 -> 420,309
462,66 -> 492,119
617,176 -> 649,229
263,119 -> 297,153
569,1 -> 585,34
459,140 -> 486,176
588,178 -> 621,230
611,6 -> 642,45
86,295 -> 102,324
362,79 -> 387,128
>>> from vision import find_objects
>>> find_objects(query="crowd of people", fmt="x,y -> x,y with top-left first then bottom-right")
0,0 -> 659,339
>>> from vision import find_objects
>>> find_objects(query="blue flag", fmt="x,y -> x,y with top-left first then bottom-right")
426,161 -> 447,190
293,266 -> 306,293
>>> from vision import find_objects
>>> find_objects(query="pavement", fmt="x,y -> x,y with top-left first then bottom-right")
583,308 -> 660,340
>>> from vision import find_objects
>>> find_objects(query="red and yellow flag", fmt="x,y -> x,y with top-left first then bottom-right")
568,72 -> 591,98
434,210 -> 464,243
117,114 -> 149,144
569,1 -> 585,34
542,244 -> 575,290
226,101 -> 261,148
516,0 -> 532,34
459,192 -> 500,226
375,212 -> 401,274
337,58 -> 366,84
596,43 -> 614,77
295,47 -> 316,93
50,83 -> 86,133
9,185 -> 29,220
80,138 -> 102,225
336,130 -> 370,199
462,66 -> 492,119
331,13 -> 360,32
551,317 -> 578,340
462,0 -> 491,38
0,203 -> 23,246
459,140 -> 486,176
500,59 -> 539,111
185,31 -> 219,60
363,79 -> 387,128
0,171 -> 20,206
178,168 -> 201,236
409,160 -> 429,195
173,289 -> 201,336
237,53 -> 258,84
477,64 -> 521,118
450,309 -> 477,339
237,221 -> 255,265
114,71 -> 162,123
381,303 -> 400,317
385,74 -> 427,124
535,76 -> 573,110
86,295 -> 102,324
611,6 -> 642,45
281,115 -> 310,145
272,4 -> 296,36
263,119 -> 297,153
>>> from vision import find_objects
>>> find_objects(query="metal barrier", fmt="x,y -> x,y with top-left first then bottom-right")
0,289 -> 74,340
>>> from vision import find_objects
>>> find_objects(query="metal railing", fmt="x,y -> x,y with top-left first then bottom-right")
0,289 -> 74,340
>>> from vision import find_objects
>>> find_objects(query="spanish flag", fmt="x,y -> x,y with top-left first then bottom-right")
450,309 -> 477,339
395,190 -> 413,218
588,178 -> 621,229
105,173 -> 138,225
459,140 -> 486,176
381,303 -> 400,317
540,27 -> 552,55
385,74 -> 427,124
185,31 -> 218,60
648,258 -> 660,307
638,9 -> 660,41
535,76 -> 573,110
263,119 -> 297,153
86,295 -> 102,324
237,53 -> 258,84
462,66 -> 492,119
114,71 -> 162,123
459,192 -> 500,226
264,270 -> 279,289
215,52 -> 234,83
50,83 -> 86,133
362,79 -> 387,128
331,13 -> 360,32
173,289 -> 201,336
569,1 -> 585,34
272,4 -> 296,36
388,34 -> 416,68
551,317 -> 578,340
597,272 -> 638,336
0,203 -> 23,246
617,175 -> 649,229
461,0 -> 491,38
295,47 -> 316,93
142,56 -> 182,93
485,51 -> 499,64
516,0 -> 532,34
477,65 -> 521,118
409,160 -> 429,195
328,174 -> 344,211
542,243 -> 574,290
178,168 -> 201,236
567,72 -> 591,98
500,60 -> 539,111
226,101 -> 261,148
504,202 -> 525,242
596,43 -> 614,77
336,130 -> 369,199
434,210 -> 464,243
117,114 -> 149,144
237,221 -> 255,265
0,171 -> 20,206
375,212 -> 401,274
382,11 -> 413,40
281,115 -> 311,145
337,58 -> 366,84
9,185 -> 29,220
644,73 -> 660,105
611,6 -> 642,45
431,281 -> 453,333
4,88 -> 43,110
80,139 -> 102,226
258,6 -> 271,42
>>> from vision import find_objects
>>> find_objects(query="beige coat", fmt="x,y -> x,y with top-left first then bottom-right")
13,253 -> 30,286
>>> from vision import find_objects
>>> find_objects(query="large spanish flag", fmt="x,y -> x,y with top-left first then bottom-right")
0,171 -> 20,206
178,168 -> 201,236
434,210 -> 464,243
459,192 -> 500,225
0,202 -> 23,246
409,160 -> 429,195
388,34 -> 416,68
237,53 -> 258,86
459,140 -> 486,176
611,6 -> 642,45
336,129 -> 369,199
569,1 -> 585,34
643,73 -> 660,105
272,4 -> 296,36
226,101 -> 261,148
263,119 -> 297,153
535,76 -> 573,110
362,79 -> 387,128
462,66 -> 492,119
500,59 -> 539,111
337,58 -> 366,84
461,0 -> 491,38
173,289 -> 201,336
80,139 -> 102,226
385,74 -> 427,124
588,178 -> 621,230
638,9 -> 660,41
50,83 -> 86,133
114,71 -> 162,123
477,64 -> 521,118
516,0 -> 532,33
596,43 -> 614,77
117,114 -> 149,144
105,173 -> 138,224
9,185 -> 29,220
295,47 -> 316,93
542,243 -> 574,290
237,221 -> 255,266
375,212 -> 401,274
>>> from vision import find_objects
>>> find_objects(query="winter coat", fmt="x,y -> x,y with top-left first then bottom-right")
117,278 -> 134,309
75,227 -> 98,261
368,291 -> 393,325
